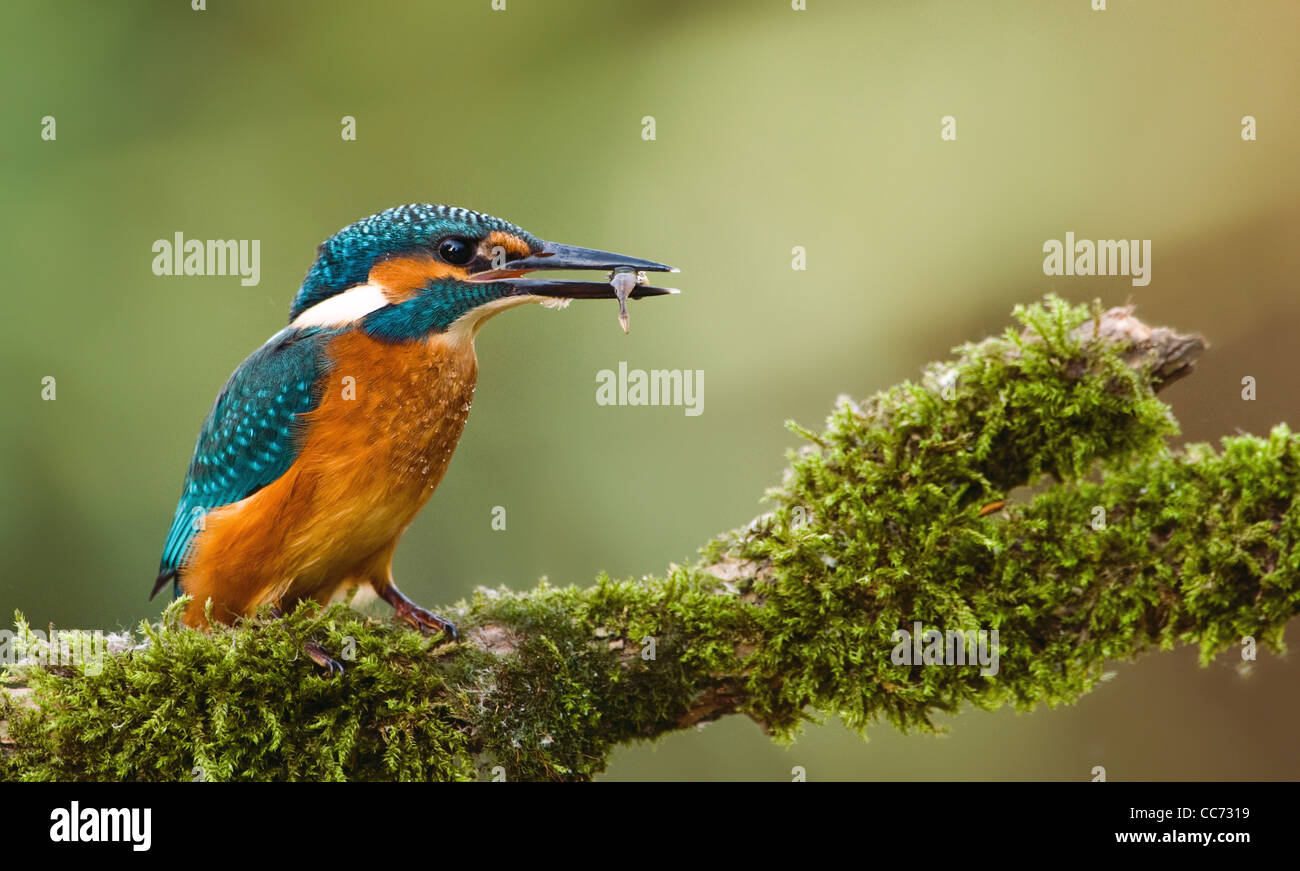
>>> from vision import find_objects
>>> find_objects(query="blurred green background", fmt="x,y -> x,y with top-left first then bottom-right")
3,0 -> 1298,780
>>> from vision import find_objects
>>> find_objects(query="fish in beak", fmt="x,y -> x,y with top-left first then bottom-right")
470,240 -> 679,332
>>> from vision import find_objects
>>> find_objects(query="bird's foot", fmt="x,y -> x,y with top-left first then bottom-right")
394,600 -> 459,641
302,640 -> 345,677
379,585 -> 458,641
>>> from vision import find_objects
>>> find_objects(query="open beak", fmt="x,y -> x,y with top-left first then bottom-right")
469,240 -> 679,299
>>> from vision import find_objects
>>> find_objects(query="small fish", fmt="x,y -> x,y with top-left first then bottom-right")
608,268 -> 646,334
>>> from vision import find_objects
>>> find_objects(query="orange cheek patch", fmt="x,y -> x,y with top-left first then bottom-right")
484,231 -> 533,259
369,256 -> 465,302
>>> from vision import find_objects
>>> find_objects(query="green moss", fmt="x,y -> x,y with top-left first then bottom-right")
3,600 -> 473,781
4,296 -> 1297,780
727,298 -> 1294,739
2,569 -> 755,782
459,569 -> 755,780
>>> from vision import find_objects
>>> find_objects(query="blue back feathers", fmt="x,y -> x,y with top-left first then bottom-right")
158,325 -> 340,585
290,203 -> 539,320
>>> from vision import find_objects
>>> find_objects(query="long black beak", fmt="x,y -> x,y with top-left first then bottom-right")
470,240 -> 679,299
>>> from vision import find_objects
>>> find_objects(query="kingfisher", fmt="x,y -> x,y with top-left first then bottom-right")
153,203 -> 676,652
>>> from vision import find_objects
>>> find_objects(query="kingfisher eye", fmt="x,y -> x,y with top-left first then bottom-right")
437,237 -> 475,265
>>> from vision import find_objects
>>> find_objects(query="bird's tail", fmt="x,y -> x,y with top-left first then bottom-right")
150,568 -> 178,601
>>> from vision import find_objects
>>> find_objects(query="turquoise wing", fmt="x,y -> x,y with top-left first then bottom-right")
153,325 -> 339,597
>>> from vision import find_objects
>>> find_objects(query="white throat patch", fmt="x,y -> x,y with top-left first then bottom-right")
291,283 -> 389,328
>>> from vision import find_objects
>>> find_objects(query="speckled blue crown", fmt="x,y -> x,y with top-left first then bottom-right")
290,204 -> 538,320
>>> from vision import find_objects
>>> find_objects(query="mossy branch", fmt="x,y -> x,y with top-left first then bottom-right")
5,296 -> 1297,781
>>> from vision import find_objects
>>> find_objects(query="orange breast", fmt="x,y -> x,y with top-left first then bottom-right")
179,330 -> 478,626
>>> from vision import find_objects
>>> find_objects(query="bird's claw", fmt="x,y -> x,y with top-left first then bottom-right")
394,600 -> 459,641
302,640 -> 345,677
378,583 -> 459,641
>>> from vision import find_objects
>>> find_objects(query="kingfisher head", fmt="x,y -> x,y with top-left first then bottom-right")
289,203 -> 676,342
